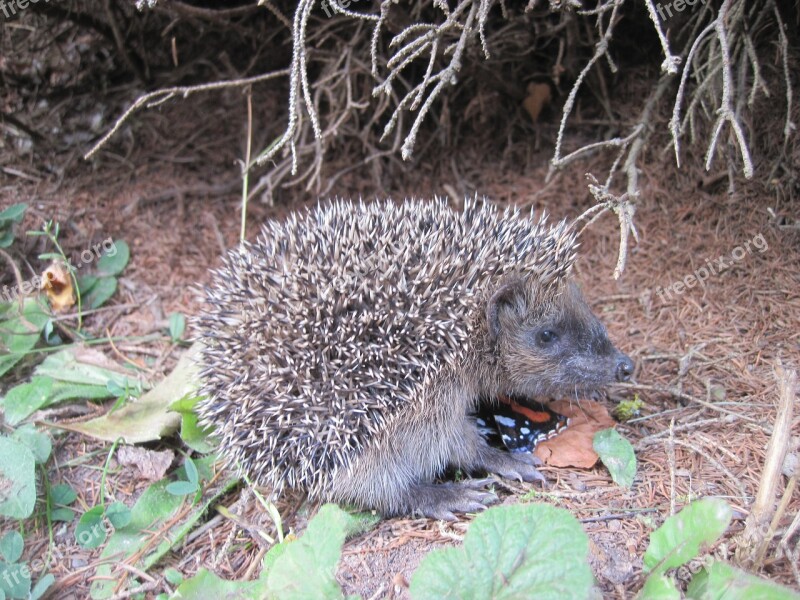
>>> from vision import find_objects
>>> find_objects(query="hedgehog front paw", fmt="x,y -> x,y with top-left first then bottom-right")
476,448 -> 548,486
411,481 -> 498,521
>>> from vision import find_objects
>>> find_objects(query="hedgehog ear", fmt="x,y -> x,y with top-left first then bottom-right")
486,278 -> 526,344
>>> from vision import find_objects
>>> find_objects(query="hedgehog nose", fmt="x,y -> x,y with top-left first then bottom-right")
615,355 -> 634,382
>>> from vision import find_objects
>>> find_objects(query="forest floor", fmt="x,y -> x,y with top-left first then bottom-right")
2,73 -> 799,599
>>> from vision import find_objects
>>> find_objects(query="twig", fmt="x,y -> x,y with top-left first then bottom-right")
734,362 -> 796,568
85,69 -> 290,160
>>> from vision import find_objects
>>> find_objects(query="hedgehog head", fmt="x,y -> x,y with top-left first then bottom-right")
484,274 -> 633,399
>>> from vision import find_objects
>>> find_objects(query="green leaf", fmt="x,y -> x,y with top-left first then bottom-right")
95,240 -> 130,276
0,300 -> 50,378
0,438 -> 36,519
643,498 -> 732,576
264,504 -> 362,600
29,574 -> 55,600
2,377 -> 53,427
77,274 -> 98,295
89,456 -> 238,599
0,531 -> 23,563
173,568 -> 265,599
105,501 -> 132,529
170,395 -> 216,453
687,560 -> 800,600
76,505 -> 108,549
51,508 -> 75,522
593,428 -> 636,488
166,481 -> 198,496
59,344 -> 201,444
168,313 -> 186,342
50,483 -> 77,505
0,228 -> 15,249
163,568 -> 183,586
11,425 -> 52,464
82,277 -> 117,310
184,457 -> 198,485
0,203 -> 28,223
2,345 -> 142,425
0,562 -> 31,599
410,503 -> 593,600
35,346 -> 136,388
640,573 -> 681,600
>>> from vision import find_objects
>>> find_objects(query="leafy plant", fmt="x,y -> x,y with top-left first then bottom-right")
77,240 -> 130,311
166,457 -> 200,497
410,503 -> 593,599
1,346 -> 143,426
174,503 -> 368,600
0,531 -> 55,600
168,312 -> 186,343
640,498 -> 799,599
0,299 -> 50,378
594,428 -> 637,488
0,426 -> 52,519
0,203 -> 27,248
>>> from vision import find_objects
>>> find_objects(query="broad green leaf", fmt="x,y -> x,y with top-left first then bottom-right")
0,531 -> 23,563
0,229 -> 15,249
410,503 -> 593,600
59,344 -> 201,444
0,438 -> 36,519
0,300 -> 49,378
50,483 -> 77,505
166,481 -> 198,496
640,573 -> 681,600
0,203 -> 27,223
11,425 -> 51,464
686,560 -> 800,600
0,562 -> 31,599
76,505 -> 107,549
51,508 -> 75,522
2,346 -> 141,425
173,568 -> 265,599
29,574 -> 55,600
2,377 -> 53,426
594,428 -> 636,488
264,504 -> 363,600
105,502 -> 132,529
81,277 -> 117,310
170,395 -> 216,453
643,498 -> 732,576
96,241 -> 129,276
90,456 -> 237,599
76,274 -> 98,295
168,312 -> 186,342
184,457 -> 198,485
163,568 -> 183,586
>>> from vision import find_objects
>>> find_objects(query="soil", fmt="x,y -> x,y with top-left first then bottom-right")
1,9 -> 799,599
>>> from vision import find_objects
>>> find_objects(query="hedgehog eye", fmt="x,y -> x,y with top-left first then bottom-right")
536,329 -> 559,346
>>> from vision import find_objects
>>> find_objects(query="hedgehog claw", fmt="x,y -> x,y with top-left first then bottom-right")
475,448 -> 548,486
411,482 -> 497,520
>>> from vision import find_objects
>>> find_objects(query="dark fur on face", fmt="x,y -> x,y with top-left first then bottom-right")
487,277 -> 632,400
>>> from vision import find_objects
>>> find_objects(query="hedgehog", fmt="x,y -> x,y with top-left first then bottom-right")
195,197 -> 633,519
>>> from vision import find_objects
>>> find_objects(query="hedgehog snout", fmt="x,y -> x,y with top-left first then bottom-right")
615,354 -> 634,382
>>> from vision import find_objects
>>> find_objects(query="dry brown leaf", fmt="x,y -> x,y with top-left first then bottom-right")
40,262 -> 75,312
522,82 -> 552,123
116,446 -> 175,481
533,400 -> 616,468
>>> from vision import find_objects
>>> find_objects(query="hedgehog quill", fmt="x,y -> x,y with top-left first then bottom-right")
195,198 -> 633,520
